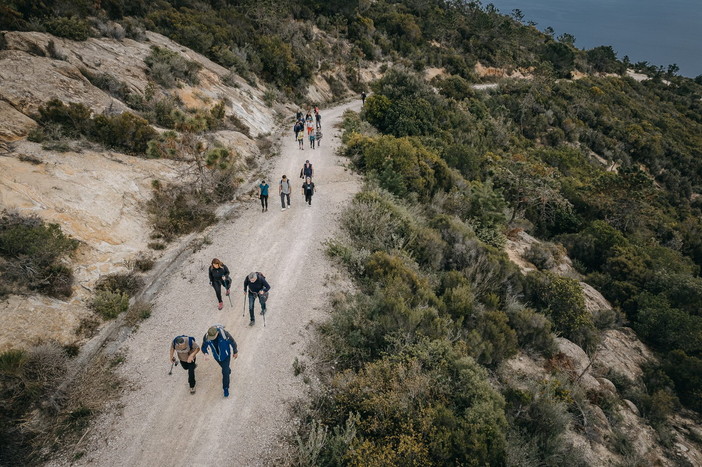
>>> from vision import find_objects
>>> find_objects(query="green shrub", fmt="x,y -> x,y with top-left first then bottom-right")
505,303 -> 558,356
90,112 -> 157,154
34,99 -> 157,155
525,241 -> 564,270
43,17 -> 91,41
146,184 -> 217,241
526,271 -> 595,344
91,290 -> 129,319
144,46 -> 201,87
0,211 -> 78,298
95,272 -> 143,297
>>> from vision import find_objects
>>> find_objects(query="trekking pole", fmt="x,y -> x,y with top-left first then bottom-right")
228,293 -> 233,308
243,288 -> 247,318
168,359 -> 176,375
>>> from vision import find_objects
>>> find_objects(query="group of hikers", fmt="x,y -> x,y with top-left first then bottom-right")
294,107 -> 322,150
169,261 -> 270,397
257,159 -> 316,212
169,106 -> 328,397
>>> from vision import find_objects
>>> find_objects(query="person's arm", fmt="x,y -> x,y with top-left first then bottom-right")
188,342 -> 200,363
169,341 -> 175,362
225,331 -> 238,359
201,336 -> 210,355
243,276 -> 249,293
279,181 -> 282,194
312,182 -> 316,193
261,277 -> 271,293
208,267 -> 213,285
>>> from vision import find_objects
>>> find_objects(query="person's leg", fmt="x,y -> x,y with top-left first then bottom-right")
263,195 -> 268,210
280,192 -> 286,209
223,277 -> 231,295
248,292 -> 256,321
259,292 -> 267,314
212,282 -> 222,303
286,193 -> 291,207
217,357 -> 231,391
260,195 -> 265,210
180,360 -> 196,388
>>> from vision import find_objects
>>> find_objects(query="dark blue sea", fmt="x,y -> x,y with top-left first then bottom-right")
486,0 -> 702,77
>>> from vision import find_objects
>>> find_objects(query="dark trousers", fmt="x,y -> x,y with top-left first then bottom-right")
179,359 -> 196,388
260,195 -> 268,209
215,357 -> 231,390
212,278 -> 231,303
248,292 -> 267,320
305,192 -> 313,205
280,192 -> 290,208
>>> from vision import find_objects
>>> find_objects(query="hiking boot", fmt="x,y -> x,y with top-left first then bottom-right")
281,207 -> 286,211
225,289 -> 230,296
218,302 -> 224,310
224,388 -> 229,397
190,387 -> 196,395
249,320 -> 255,326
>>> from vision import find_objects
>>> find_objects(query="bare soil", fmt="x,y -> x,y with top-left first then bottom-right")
60,101 -> 361,466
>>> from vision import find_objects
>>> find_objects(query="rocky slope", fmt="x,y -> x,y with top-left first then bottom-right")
0,30 -> 278,351
505,230 -> 702,465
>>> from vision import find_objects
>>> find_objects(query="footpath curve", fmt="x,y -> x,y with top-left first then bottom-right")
69,100 -> 361,466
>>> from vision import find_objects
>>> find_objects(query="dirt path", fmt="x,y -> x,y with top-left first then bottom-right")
69,100 -> 361,466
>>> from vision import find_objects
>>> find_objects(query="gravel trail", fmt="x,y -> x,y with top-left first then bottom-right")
72,100 -> 361,466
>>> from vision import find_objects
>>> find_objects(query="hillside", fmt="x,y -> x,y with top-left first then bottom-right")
2,0 -> 702,465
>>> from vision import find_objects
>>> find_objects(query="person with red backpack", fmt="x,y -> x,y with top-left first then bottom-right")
169,335 -> 200,394
244,271 -> 271,326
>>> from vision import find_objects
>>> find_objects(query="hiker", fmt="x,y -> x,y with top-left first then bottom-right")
306,118 -> 315,137
315,127 -> 322,147
293,120 -> 303,141
361,91 -> 367,105
315,111 -> 321,129
169,335 -> 200,394
244,272 -> 271,326
296,109 -> 303,121
201,325 -> 238,397
297,129 -> 304,150
279,175 -> 292,210
309,130 -> 316,149
302,176 -> 315,206
299,160 -> 314,180
259,179 -> 269,212
208,258 -> 231,310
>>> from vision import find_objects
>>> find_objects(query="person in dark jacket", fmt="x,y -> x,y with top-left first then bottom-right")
299,160 -> 313,180
202,325 -> 238,397
243,272 -> 271,326
302,177 -> 315,206
208,258 -> 231,310
169,335 -> 200,394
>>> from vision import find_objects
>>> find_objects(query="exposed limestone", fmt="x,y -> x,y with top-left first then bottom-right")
597,328 -> 654,382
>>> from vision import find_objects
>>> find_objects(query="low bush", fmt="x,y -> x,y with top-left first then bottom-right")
0,211 -> 78,298
0,344 -> 69,464
525,271 -> 596,347
95,272 -> 143,297
33,99 -> 157,155
91,290 -> 129,319
144,46 -> 201,87
43,17 -> 90,41
525,241 -> 564,270
146,184 -> 217,241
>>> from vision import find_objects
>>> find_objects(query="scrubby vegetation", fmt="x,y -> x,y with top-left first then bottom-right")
29,99 -> 157,155
297,49 -> 702,459
0,211 -> 79,298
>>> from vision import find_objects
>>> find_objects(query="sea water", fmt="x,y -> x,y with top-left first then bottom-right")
486,0 -> 702,77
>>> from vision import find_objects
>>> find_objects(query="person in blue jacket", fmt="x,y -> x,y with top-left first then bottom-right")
244,272 -> 271,326
201,325 -> 238,397
258,179 -> 269,212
